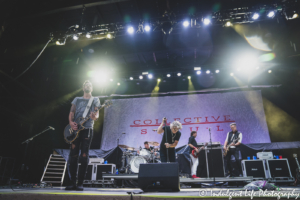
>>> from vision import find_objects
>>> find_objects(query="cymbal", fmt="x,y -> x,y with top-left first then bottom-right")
127,147 -> 138,151
118,144 -> 130,149
148,141 -> 160,146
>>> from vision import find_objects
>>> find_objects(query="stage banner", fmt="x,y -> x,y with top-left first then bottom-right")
101,90 -> 270,150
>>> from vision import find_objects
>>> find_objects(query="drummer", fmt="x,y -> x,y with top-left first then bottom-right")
138,141 -> 157,155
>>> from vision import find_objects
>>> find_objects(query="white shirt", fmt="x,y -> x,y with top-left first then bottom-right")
225,132 -> 242,148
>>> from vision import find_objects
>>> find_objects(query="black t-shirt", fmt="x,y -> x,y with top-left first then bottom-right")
160,126 -> 181,152
188,136 -> 197,154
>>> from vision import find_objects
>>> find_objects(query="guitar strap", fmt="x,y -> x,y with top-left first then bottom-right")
82,96 -> 94,118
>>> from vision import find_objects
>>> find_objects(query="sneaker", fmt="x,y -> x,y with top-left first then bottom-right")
76,184 -> 84,191
192,175 -> 200,178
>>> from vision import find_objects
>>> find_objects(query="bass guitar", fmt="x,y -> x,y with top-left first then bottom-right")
63,100 -> 112,144
223,137 -> 240,156
191,143 -> 208,158
293,154 -> 300,186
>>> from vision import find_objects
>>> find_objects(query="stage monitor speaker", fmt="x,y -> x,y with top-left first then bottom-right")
197,150 -> 208,178
206,147 -> 225,177
96,164 -> 116,180
241,160 -> 268,179
138,163 -> 180,192
266,159 -> 292,178
78,164 -> 94,180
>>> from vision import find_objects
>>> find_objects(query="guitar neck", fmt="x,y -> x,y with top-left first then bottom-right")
296,158 -> 300,171
81,104 -> 105,124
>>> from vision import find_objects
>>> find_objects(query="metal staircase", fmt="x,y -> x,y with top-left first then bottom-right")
40,154 -> 67,186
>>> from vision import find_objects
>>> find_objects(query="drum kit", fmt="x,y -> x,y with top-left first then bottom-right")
119,142 -> 161,174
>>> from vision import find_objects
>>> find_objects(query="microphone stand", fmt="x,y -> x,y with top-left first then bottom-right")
20,127 -> 53,184
208,128 -> 216,185
116,133 -> 125,170
164,119 -> 170,163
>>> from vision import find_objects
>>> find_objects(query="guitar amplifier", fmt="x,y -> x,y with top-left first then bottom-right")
241,160 -> 268,179
96,164 -> 116,180
266,159 -> 292,178
206,147 -> 225,177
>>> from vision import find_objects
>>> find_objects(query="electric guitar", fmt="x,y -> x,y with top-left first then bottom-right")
63,100 -> 112,144
293,154 -> 300,186
191,143 -> 208,158
223,137 -> 240,156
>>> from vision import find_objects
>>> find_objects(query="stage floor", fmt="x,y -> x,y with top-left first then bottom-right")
1,186 -> 300,200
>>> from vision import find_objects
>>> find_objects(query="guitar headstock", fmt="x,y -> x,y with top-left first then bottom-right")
103,100 -> 113,108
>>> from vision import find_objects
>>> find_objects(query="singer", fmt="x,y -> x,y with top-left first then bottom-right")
157,118 -> 182,162
65,80 -> 100,191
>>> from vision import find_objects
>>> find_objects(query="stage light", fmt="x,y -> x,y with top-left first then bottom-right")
183,20 -> 189,27
252,13 -> 259,20
148,74 -> 153,79
215,70 -> 220,73
167,74 -> 171,77
55,41 -> 65,45
73,35 -> 79,40
142,72 -> 148,75
130,77 -> 133,80
268,70 -> 272,73
234,54 -> 258,71
206,70 -> 210,74
196,71 -> 201,75
157,78 -> 161,82
225,21 -> 232,27
203,18 -> 211,25
194,67 -> 201,71
230,73 -> 234,76
177,73 -> 181,76
187,76 -> 191,79
117,82 -> 120,85
107,33 -> 112,39
127,27 -> 134,34
144,25 -> 151,32
110,79 -> 113,81
139,75 -> 143,79
267,11 -> 275,18
293,13 -> 299,19
86,33 -> 92,38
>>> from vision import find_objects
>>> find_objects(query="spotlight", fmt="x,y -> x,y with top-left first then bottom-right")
148,74 -> 153,79
267,11 -> 275,18
206,70 -> 210,74
194,67 -> 201,71
215,70 -> 220,73
177,73 -> 181,76
293,13 -> 299,19
196,71 -> 201,75
187,76 -> 191,79
144,25 -> 151,32
230,73 -> 234,76
268,70 -> 272,73
107,33 -> 112,39
55,40 -> 65,45
110,79 -> 113,81
252,13 -> 259,20
73,35 -> 79,40
127,27 -> 134,34
117,83 -> 120,85
86,33 -> 92,38
139,75 -> 143,79
130,77 -> 133,80
183,20 -> 189,27
167,74 -> 171,77
225,21 -> 232,27
203,18 -> 211,25
157,78 -> 161,82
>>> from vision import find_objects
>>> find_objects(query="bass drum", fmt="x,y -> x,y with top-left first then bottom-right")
129,156 -> 147,173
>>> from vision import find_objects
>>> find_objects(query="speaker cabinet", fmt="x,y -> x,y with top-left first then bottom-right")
242,160 -> 268,179
197,150 -> 208,177
206,147 -> 225,177
138,163 -> 180,192
96,164 -> 116,180
266,159 -> 292,178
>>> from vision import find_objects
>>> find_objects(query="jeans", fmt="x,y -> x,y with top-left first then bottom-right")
190,154 -> 199,175
225,148 -> 242,176
67,129 -> 93,184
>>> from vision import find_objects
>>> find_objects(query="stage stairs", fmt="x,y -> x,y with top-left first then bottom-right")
40,154 -> 67,186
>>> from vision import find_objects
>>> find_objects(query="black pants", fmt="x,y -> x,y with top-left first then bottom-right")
67,129 -> 93,184
160,148 -> 176,162
225,148 -> 242,176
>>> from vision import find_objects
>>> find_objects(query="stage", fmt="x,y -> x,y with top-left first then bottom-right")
1,186 -> 300,200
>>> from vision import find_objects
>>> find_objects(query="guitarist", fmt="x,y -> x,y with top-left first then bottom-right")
223,123 -> 242,177
188,131 -> 201,178
66,80 -> 100,191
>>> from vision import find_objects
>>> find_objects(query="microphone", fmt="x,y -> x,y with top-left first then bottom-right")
122,133 -> 126,134
49,126 -> 55,130
209,127 -> 211,131
152,129 -> 157,131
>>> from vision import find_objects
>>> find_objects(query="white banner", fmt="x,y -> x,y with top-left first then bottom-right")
101,90 -> 270,150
